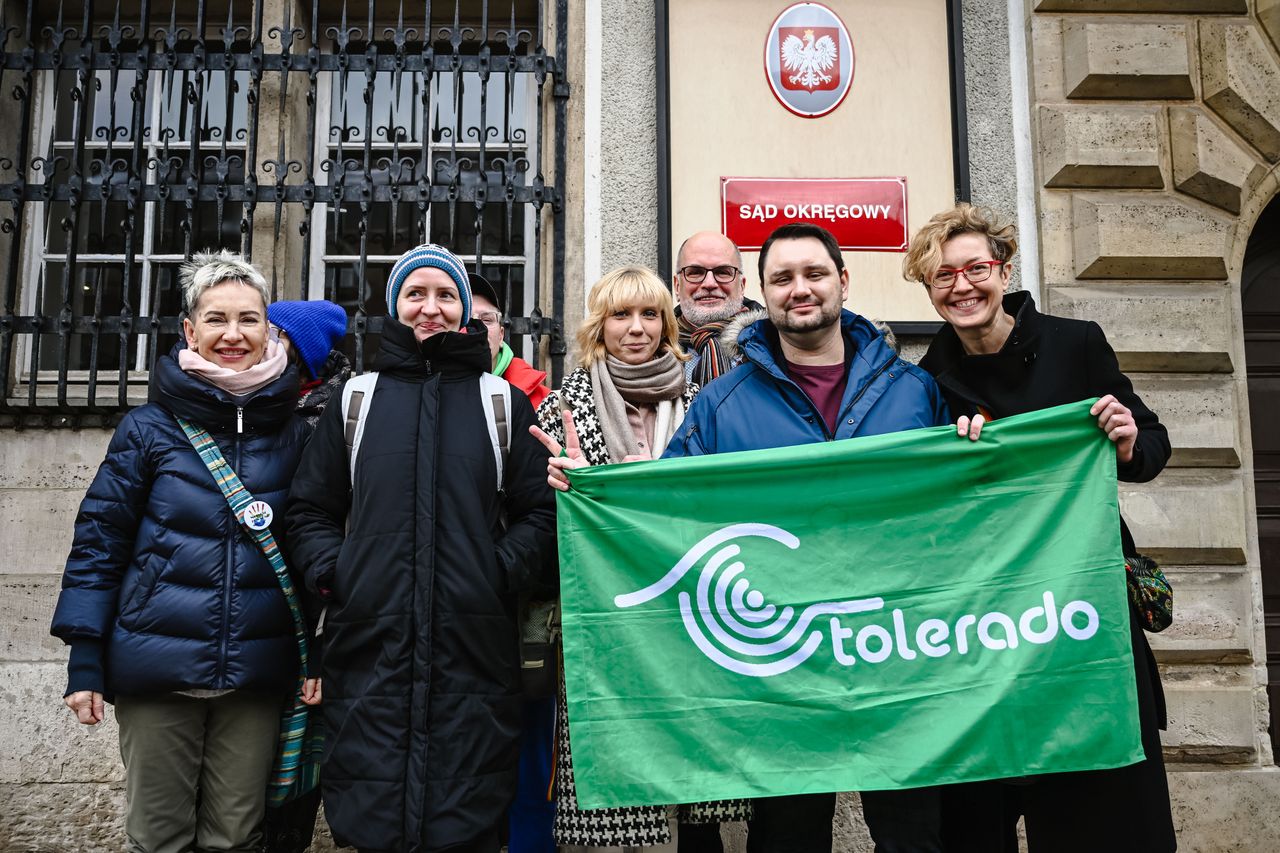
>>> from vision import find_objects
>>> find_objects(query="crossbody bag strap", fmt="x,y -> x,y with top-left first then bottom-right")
479,371 -> 511,491
175,417 -> 310,668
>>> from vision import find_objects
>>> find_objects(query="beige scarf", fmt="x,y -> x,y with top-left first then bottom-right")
178,338 -> 288,396
590,351 -> 687,463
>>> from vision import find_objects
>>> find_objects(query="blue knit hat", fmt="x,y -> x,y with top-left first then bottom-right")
268,300 -> 348,380
385,243 -> 472,324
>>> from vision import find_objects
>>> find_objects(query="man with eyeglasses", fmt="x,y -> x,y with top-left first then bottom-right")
471,273 -> 550,408
673,231 -> 765,387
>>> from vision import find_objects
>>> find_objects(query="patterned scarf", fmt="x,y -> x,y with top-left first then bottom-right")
677,300 -> 759,386
590,351 -> 686,464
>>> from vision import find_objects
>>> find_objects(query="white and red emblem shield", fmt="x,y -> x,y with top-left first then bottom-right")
764,4 -> 854,118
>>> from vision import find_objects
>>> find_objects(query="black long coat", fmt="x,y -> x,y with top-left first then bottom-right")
919,290 -> 1176,852
285,319 -> 557,852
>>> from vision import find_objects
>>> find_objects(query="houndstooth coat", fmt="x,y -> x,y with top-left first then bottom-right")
536,366 -> 751,847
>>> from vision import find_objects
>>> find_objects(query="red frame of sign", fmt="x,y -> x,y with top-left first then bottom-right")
721,177 -> 909,252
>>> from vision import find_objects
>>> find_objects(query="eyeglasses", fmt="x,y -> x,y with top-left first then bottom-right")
476,311 -> 503,329
927,260 -> 1006,289
678,264 -> 741,284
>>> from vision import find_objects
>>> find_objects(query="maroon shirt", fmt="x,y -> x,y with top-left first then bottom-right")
783,359 -> 848,436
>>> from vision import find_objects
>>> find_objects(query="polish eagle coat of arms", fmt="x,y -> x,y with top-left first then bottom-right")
780,28 -> 839,91
764,4 -> 854,118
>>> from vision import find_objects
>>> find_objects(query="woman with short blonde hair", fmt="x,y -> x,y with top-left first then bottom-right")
574,265 -> 689,369
902,202 -> 1018,288
52,250 -> 308,853
531,264 -> 748,850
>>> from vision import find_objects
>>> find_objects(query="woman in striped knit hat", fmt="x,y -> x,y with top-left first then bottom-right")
285,243 -> 558,853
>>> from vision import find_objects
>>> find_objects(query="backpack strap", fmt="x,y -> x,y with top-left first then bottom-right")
479,372 -> 512,491
341,372 -> 380,483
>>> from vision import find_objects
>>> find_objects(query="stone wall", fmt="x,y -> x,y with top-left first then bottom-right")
0,428 -> 124,850
1030,0 -> 1280,846
7,0 -> 1280,850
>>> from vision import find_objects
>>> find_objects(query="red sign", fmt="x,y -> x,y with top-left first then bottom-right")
721,177 -> 909,252
777,26 -> 842,91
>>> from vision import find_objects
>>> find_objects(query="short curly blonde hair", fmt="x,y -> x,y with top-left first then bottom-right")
902,204 -> 1017,286
575,266 -> 689,369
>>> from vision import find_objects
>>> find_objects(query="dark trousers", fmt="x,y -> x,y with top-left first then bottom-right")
508,696 -> 557,853
359,825 -> 501,853
747,789 -> 942,853
260,787 -> 322,853
679,821 -> 725,853
941,614 -> 1176,853
939,753 -> 1176,853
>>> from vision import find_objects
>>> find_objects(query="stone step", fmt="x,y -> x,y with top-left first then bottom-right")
1071,195 -> 1232,280
1039,105 -> 1164,190
1159,664 -> 1261,764
1148,566 -> 1253,663
0,489 -> 83,575
1049,284 -> 1234,374
1129,374 -> 1241,467
1201,20 -> 1280,162
1171,106 -> 1266,215
1063,21 -> 1195,100
0,429 -> 110,490
1120,469 -> 1248,564
1036,0 -> 1246,10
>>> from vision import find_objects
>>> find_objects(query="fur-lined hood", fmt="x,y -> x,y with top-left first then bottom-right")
718,308 -> 898,361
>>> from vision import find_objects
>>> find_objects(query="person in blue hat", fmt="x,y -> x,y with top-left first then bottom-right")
286,243 -> 557,853
268,299 -> 351,429
260,298 -> 349,852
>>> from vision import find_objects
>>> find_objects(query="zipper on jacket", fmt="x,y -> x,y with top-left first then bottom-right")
216,433 -> 240,685
831,354 -> 897,440
236,406 -> 244,434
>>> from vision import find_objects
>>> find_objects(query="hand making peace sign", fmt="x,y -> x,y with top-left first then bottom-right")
529,410 -> 590,491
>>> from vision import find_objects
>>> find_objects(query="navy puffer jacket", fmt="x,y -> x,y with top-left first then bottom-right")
50,344 -> 308,698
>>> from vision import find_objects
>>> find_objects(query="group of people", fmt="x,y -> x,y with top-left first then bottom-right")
50,203 -> 1176,853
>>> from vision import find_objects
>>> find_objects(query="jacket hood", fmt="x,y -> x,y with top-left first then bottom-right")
149,342 -> 301,434
718,309 -> 769,361
730,309 -> 900,367
374,316 -> 492,378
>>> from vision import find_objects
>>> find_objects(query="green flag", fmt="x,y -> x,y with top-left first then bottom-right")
557,399 -> 1144,809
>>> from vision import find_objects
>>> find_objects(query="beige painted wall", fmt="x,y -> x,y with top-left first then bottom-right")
668,0 -> 955,322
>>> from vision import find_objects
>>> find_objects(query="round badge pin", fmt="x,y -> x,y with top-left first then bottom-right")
245,500 -> 274,531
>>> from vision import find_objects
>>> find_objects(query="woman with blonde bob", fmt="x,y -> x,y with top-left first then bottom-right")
51,251 -> 309,852
906,204 -> 1175,852
530,265 -> 749,851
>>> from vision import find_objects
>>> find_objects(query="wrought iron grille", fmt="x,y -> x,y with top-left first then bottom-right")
0,0 -> 568,428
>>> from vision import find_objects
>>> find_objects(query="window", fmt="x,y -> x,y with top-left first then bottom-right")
0,3 -> 566,425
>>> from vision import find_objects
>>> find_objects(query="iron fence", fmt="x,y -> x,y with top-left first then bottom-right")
0,0 -> 568,427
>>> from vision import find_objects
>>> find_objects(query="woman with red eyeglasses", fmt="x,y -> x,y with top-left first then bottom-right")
906,204 -> 1176,852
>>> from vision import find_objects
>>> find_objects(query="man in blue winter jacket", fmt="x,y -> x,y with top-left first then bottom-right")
662,222 -> 950,853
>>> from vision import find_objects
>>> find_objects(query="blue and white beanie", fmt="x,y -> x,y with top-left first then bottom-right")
385,243 -> 472,323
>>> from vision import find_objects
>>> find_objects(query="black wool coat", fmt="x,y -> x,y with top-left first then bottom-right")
284,319 -> 557,853
919,289 -> 1170,732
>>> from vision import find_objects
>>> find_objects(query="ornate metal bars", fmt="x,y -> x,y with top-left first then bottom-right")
0,0 -> 568,428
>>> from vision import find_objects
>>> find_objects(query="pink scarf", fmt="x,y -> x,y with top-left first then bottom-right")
178,338 -> 289,396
